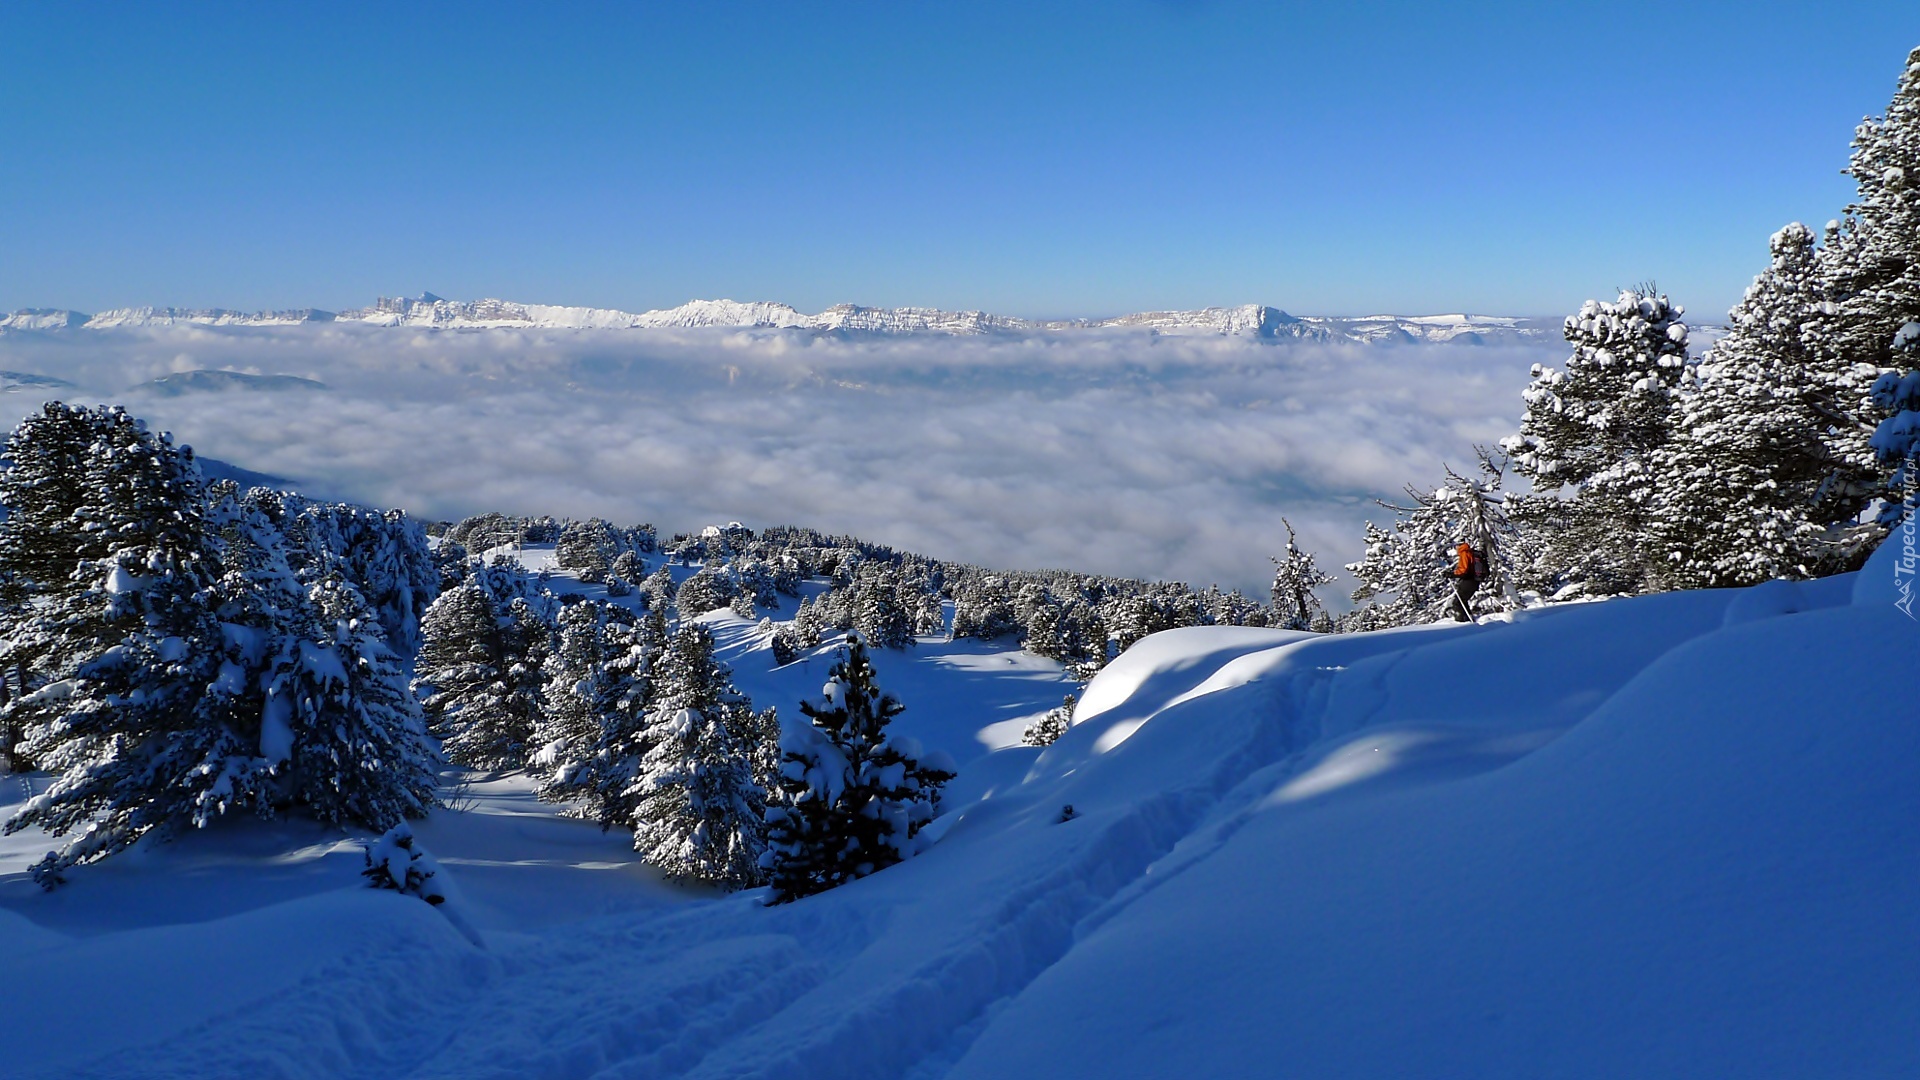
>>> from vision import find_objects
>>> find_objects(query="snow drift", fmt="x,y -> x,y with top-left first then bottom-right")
0,528 -> 1911,1078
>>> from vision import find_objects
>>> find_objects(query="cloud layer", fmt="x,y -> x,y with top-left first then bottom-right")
0,324 -> 1559,599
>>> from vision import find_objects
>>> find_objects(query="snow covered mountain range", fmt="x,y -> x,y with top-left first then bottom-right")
0,294 -> 1558,345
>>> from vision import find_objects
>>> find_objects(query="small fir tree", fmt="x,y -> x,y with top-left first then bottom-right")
1021,694 -> 1078,748
1270,518 -> 1335,631
764,632 -> 956,903
627,623 -> 768,890
1347,453 -> 1522,626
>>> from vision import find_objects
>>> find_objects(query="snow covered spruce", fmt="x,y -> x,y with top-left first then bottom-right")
764,632 -> 956,903
0,403 -> 438,886
1021,693 -> 1079,748
361,820 -> 446,905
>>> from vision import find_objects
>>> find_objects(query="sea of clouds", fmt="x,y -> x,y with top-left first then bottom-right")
0,324 -> 1562,600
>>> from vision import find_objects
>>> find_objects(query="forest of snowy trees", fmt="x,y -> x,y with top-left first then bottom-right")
1342,47 -> 1920,626
0,47 -> 1917,900
0,403 -> 438,885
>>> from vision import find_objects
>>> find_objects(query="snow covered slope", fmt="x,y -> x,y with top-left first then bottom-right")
0,293 -> 1555,344
0,539 -> 1912,1079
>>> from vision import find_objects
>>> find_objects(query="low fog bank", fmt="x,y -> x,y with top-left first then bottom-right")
0,324 -> 1558,598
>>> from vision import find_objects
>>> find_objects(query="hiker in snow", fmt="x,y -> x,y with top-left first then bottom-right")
1450,542 -> 1485,622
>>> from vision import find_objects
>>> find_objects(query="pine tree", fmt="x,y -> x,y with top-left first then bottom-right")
910,586 -> 946,638
414,565 -> 554,770
1105,593 -> 1175,653
540,609 -> 663,826
1871,349 -> 1920,498
251,491 -> 438,653
532,601 -> 643,805
1347,453 -> 1522,626
852,565 -> 915,648
731,558 -> 780,612
790,597 -> 825,649
1818,47 -> 1920,536
0,405 -> 276,885
1021,694 -> 1078,748
1503,289 -> 1690,595
628,624 -> 767,890
673,567 -> 735,618
609,549 -> 646,593
1270,518 -> 1335,631
1021,594 -> 1072,661
555,518 -> 622,583
1648,224 -> 1845,586
764,632 -> 955,903
267,574 -> 437,827
639,565 -> 676,612
950,576 -> 1017,640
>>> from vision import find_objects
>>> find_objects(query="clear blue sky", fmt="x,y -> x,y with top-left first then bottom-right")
4,1 -> 1917,319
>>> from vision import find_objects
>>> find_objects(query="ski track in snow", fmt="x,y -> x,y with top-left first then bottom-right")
25,640 -> 1636,1079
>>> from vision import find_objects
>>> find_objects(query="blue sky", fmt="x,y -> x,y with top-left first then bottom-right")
4,1 -> 1917,318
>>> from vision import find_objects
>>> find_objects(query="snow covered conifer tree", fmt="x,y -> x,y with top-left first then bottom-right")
1648,224 -> 1861,586
0,405 -> 275,885
1346,453 -> 1522,627
1104,593 -> 1174,653
253,491 -> 438,653
627,623 -> 767,889
852,565 -> 915,648
790,597 -> 826,649
539,609 -> 663,826
1870,342 -> 1920,500
267,574 -> 437,827
764,632 -> 956,903
1270,518 -> 1335,631
639,565 -> 676,611
1502,290 -> 1689,595
950,576 -> 1017,640
414,566 -> 554,770
1645,48 -> 1920,574
673,566 -> 735,618
609,549 -> 645,591
1813,47 -> 1920,536
1021,694 -> 1078,748
911,586 -> 946,638
555,518 -> 622,583
1021,594 -> 1072,662
533,601 -> 645,807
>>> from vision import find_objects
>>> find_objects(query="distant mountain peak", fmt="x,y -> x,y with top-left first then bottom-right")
0,295 -> 1560,345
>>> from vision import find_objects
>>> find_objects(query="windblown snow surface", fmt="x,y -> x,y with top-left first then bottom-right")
0,532 -> 1914,1079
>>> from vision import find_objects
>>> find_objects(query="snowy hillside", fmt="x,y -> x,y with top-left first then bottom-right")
0,293 -> 1557,344
1,530 -> 1911,1079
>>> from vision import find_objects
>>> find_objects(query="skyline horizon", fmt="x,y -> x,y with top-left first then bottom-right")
0,286 -> 1672,324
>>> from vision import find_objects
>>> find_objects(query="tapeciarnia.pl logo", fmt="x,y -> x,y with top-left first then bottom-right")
1896,462 -> 1917,620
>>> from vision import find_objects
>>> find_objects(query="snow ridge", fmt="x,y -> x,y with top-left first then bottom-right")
0,295 -> 1557,344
